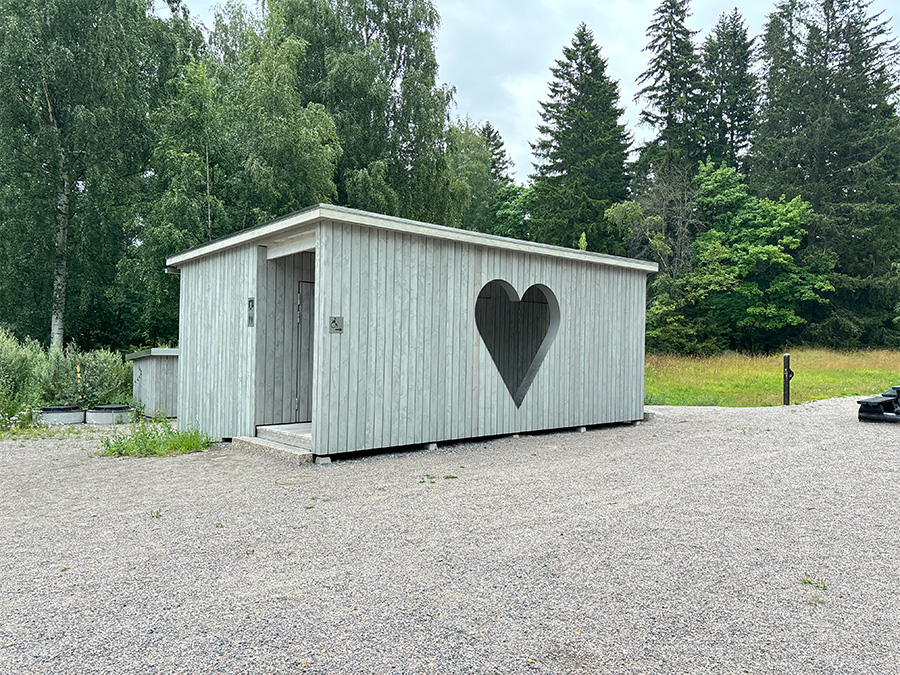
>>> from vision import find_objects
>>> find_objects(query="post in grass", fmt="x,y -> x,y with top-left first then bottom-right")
783,353 -> 794,405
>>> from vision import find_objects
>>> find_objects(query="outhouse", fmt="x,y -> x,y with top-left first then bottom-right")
165,204 -> 657,457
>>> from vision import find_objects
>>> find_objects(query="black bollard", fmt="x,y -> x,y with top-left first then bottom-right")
783,353 -> 794,405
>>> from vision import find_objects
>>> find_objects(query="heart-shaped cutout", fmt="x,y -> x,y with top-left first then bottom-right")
475,280 -> 560,408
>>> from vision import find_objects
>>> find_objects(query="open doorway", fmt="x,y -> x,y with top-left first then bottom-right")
297,279 -> 314,423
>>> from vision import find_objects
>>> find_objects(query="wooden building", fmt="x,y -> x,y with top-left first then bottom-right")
126,348 -> 179,418
166,204 -> 657,457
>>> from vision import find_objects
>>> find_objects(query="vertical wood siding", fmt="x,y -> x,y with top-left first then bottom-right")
254,251 -> 315,426
131,353 -> 178,417
313,220 -> 648,456
177,244 -> 258,438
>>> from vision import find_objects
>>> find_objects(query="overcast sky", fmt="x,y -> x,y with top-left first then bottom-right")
179,0 -> 895,182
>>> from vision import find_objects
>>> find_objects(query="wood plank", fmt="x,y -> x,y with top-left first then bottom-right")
408,235 -> 421,444
341,224 -> 358,451
327,221 -> 344,454
372,227 -> 387,448
383,230 -> 397,446
397,233 -> 410,445
362,228 -> 376,447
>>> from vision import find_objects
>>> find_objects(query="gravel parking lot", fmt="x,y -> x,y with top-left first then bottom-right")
1,397 -> 899,674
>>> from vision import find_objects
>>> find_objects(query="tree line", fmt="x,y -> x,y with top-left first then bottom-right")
0,0 -> 897,355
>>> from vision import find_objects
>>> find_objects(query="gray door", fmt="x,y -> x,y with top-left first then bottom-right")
297,280 -> 315,422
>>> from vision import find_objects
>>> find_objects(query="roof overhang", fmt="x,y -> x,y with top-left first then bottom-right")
165,204 -> 659,273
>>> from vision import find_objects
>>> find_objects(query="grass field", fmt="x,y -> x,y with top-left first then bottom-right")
645,349 -> 900,407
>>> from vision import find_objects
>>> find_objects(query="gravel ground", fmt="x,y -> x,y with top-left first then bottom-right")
1,397 -> 899,674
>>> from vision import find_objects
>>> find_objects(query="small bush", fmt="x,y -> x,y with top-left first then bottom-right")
34,345 -> 132,409
99,420 -> 213,457
0,329 -> 133,429
0,391 -> 40,432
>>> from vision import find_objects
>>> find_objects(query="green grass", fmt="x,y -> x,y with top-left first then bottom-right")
98,420 -> 214,457
645,348 -> 900,407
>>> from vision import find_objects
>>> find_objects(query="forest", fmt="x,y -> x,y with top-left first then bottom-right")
0,0 -> 897,355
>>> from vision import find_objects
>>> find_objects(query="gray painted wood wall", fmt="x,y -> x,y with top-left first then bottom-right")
312,219 -> 648,456
177,244 -> 258,437
128,350 -> 178,417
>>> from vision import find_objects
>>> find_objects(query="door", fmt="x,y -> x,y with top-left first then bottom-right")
297,280 -> 315,422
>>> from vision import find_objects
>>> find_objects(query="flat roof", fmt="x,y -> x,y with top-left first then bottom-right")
166,203 -> 659,273
125,348 -> 179,360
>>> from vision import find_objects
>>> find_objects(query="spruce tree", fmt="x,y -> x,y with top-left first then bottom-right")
481,122 -> 514,184
529,23 -> 630,252
750,0 -> 900,346
699,9 -> 758,168
634,0 -> 704,171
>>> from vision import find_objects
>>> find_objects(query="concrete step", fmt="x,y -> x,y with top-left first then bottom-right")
256,425 -> 312,450
232,436 -> 313,466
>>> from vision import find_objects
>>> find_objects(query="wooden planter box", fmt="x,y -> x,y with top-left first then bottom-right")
125,349 -> 178,418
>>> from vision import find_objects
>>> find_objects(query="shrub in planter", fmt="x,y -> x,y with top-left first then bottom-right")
78,349 -> 132,410
32,347 -> 82,408
32,345 -> 132,410
0,329 -> 133,429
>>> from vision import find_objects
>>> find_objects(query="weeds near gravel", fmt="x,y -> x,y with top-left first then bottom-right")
801,576 -> 828,590
801,575 -> 828,607
418,474 -> 459,484
99,419 -> 213,457
0,423 -> 88,442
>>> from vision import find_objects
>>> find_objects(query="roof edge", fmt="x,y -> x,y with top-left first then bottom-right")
166,204 -> 659,273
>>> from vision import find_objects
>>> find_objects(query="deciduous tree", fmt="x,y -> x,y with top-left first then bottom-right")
275,0 -> 463,225
0,0 -> 200,347
647,162 -> 833,353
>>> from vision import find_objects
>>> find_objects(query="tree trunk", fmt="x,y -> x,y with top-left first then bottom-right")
50,150 -> 70,350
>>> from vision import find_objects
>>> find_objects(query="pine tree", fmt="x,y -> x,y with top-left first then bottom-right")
634,0 -> 703,170
529,23 -> 630,252
699,9 -> 758,168
750,0 -> 900,346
